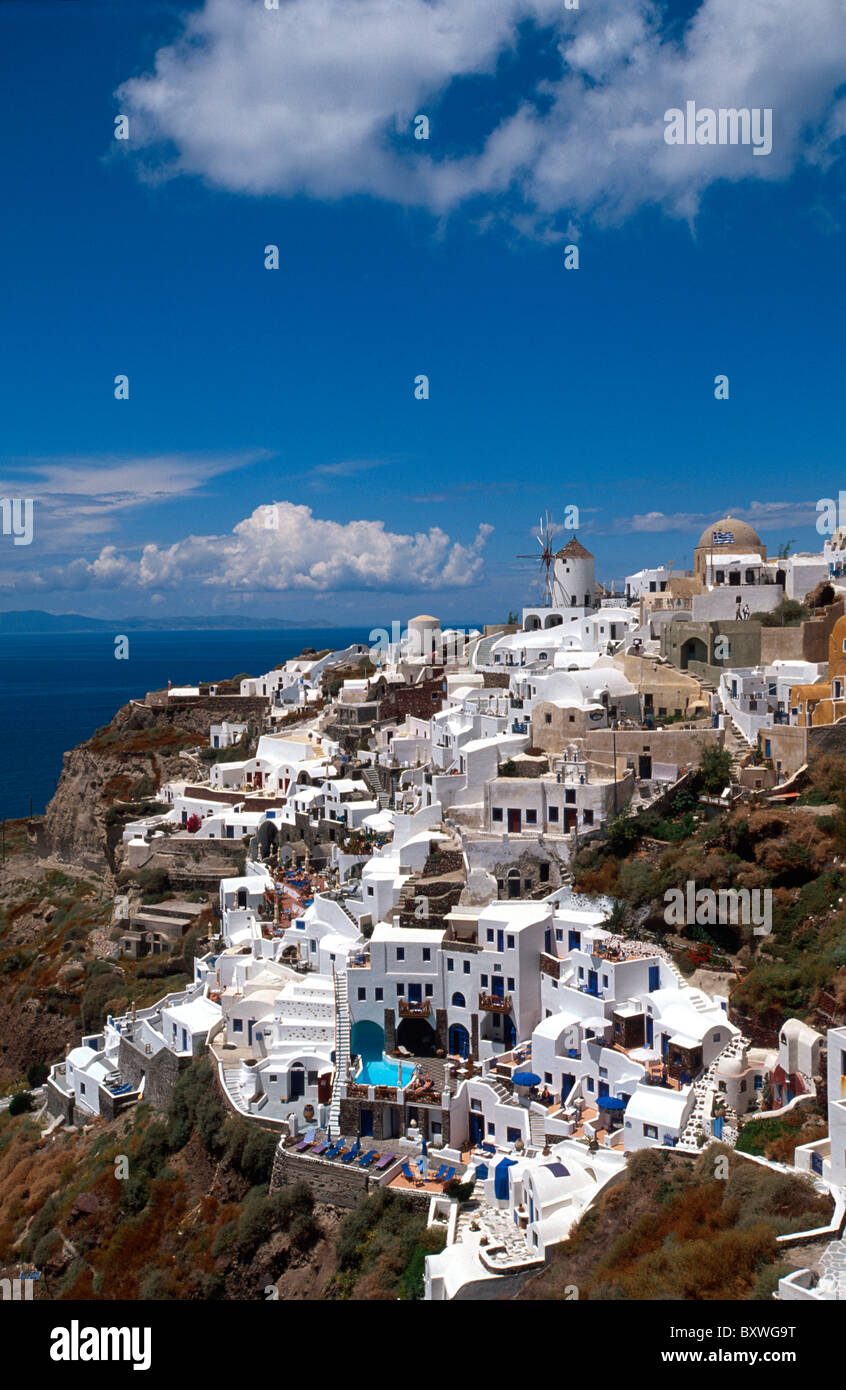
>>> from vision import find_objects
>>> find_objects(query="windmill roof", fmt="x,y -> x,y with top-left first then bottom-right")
555,536 -> 593,560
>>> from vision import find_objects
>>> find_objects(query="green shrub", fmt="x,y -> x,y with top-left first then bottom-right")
9,1091 -> 33,1116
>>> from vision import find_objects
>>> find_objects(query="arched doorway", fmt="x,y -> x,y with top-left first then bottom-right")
397,1016 -> 438,1056
290,1063 -> 306,1099
681,637 -> 708,670
351,1020 -> 384,1061
449,1023 -> 470,1058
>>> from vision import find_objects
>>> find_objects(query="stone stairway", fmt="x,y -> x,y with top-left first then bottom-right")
328,971 -> 351,1137
815,1237 -> 846,1299
678,1033 -> 748,1150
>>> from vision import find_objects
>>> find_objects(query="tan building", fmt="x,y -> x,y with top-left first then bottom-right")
612,654 -> 709,722
693,515 -> 767,581
790,612 -> 846,727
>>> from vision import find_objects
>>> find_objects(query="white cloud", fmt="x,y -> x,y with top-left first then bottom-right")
116,0 -> 846,227
608,499 -> 820,535
0,450 -> 267,543
3,500 -> 492,595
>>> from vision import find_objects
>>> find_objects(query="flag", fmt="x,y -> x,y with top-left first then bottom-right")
711,530 -> 735,545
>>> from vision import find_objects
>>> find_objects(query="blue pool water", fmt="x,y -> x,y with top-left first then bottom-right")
357,1056 -> 414,1086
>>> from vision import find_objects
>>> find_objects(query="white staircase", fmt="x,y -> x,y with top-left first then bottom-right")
328,970 -> 351,1137
528,1107 -> 547,1149
678,1032 -> 748,1151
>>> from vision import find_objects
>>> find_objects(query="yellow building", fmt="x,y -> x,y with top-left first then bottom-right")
789,613 -> 846,726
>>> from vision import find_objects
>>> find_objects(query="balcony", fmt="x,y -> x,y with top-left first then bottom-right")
398,998 -> 431,1019
539,953 -> 561,979
478,992 -> 513,1014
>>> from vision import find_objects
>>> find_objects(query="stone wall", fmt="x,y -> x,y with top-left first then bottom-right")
118,1035 -> 192,1110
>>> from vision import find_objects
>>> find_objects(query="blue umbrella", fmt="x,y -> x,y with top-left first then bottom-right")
597,1095 -> 626,1110
512,1071 -> 541,1087
417,1153 -> 427,1178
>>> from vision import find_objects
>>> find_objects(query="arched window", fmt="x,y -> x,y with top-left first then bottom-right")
451,992 -> 466,1008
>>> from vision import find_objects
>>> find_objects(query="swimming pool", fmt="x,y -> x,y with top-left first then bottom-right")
356,1055 -> 414,1087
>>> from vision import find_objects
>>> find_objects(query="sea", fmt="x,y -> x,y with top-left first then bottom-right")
0,628 -> 372,821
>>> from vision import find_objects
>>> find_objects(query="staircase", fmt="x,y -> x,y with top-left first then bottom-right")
678,1032 -> 749,1150
221,1066 -> 245,1112
363,765 -> 394,809
328,971 -> 351,1136
528,1107 -> 547,1149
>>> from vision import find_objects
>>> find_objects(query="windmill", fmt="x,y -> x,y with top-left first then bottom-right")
517,512 -> 556,605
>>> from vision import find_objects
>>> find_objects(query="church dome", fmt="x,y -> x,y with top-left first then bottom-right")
696,515 -> 762,550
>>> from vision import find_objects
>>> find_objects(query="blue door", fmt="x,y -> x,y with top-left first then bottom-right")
544,929 -> 552,953
648,964 -> 660,992
291,1065 -> 305,1098
470,1113 -> 484,1146
587,970 -> 598,995
360,1109 -> 374,1138
492,975 -> 505,998
561,1072 -> 575,1100
661,1033 -> 669,1057
497,929 -> 504,952
449,1023 -> 470,1058
598,1080 -> 609,1098
503,1016 -> 516,1049
568,930 -> 580,952
408,982 -> 422,1003
646,1017 -> 653,1046
713,1115 -> 724,1139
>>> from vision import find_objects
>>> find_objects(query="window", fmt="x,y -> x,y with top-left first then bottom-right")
565,788 -> 575,804
480,974 -> 488,987
507,935 -> 515,949
548,805 -> 559,822
396,947 -> 405,961
586,1077 -> 594,1092
544,712 -> 552,724
425,984 -> 433,997
507,977 -> 515,990
492,807 -> 503,822
583,810 -> 594,826
540,863 -> 550,882
447,958 -> 454,972
396,984 -> 404,996
375,987 -> 383,1002
422,947 -> 431,962
487,1122 -> 495,1135
602,975 -> 608,987
471,1098 -> 482,1111
555,928 -> 562,941
545,1072 -> 552,1084
463,960 -> 470,974
233,1019 -> 243,1033
452,992 -> 466,1007
486,929 -> 494,942
357,987 -> 366,1001
506,1127 -> 521,1144
644,1124 -> 658,1139
367,885 -> 374,896
526,809 -> 537,825
599,1067 -> 608,1078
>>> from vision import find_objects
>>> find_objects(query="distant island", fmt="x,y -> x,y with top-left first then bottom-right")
0,610 -> 337,633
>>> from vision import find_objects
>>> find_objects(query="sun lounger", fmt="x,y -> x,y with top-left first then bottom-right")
401,1161 -> 419,1184
373,1152 -> 395,1171
342,1142 -> 361,1164
325,1138 -> 345,1159
294,1127 -> 317,1151
358,1149 -> 378,1168
311,1142 -> 330,1156
442,1167 -> 455,1183
433,1164 -> 448,1182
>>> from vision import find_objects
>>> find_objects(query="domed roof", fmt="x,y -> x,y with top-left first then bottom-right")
717,1055 -> 744,1077
696,515 -> 762,550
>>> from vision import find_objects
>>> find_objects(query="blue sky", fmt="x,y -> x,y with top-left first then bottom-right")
0,0 -> 845,624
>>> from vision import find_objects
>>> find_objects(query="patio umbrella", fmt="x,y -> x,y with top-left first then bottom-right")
597,1095 -> 626,1110
422,1138 -> 428,1154
512,1071 -> 541,1088
417,1153 -> 427,1178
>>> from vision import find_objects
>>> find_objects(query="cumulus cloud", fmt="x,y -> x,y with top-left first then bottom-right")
4,501 -> 492,595
116,0 -> 846,226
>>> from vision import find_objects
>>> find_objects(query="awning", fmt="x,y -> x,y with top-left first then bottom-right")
494,1156 -> 517,1200
597,1095 -> 626,1111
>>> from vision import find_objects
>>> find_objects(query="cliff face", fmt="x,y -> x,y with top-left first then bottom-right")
42,700 -> 222,869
